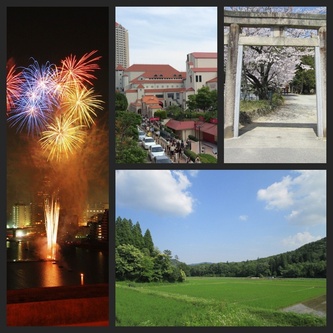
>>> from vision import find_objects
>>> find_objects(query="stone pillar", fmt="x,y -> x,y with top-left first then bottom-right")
319,26 -> 326,137
224,24 -> 240,138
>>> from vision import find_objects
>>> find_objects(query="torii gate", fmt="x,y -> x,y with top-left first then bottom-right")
224,10 -> 326,138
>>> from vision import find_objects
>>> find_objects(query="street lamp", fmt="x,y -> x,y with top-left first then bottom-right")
196,124 -> 202,154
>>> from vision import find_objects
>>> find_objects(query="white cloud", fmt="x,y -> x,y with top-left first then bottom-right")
282,231 -> 322,248
257,170 -> 326,226
188,170 -> 200,178
239,215 -> 248,221
257,175 -> 293,209
116,170 -> 194,217
116,7 -> 217,71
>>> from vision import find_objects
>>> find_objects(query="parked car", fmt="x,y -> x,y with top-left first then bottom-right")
152,155 -> 173,163
138,129 -> 146,141
148,144 -> 165,160
142,136 -> 156,149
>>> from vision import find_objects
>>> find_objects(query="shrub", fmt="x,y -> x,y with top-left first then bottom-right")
188,135 -> 198,142
198,154 -> 217,163
184,149 -> 196,162
271,93 -> 284,107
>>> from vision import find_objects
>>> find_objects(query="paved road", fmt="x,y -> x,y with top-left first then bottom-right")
224,94 -> 326,164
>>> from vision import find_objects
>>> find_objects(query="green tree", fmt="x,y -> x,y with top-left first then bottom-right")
115,91 -> 128,111
143,229 -> 154,255
195,86 -> 215,111
115,217 -> 134,247
163,249 -> 172,259
115,111 -> 147,163
115,244 -> 144,281
153,252 -> 173,282
116,138 -> 147,164
132,222 -> 144,250
154,109 -> 167,119
186,94 -> 197,111
291,55 -> 316,94
115,111 -> 142,142
139,255 -> 155,282
186,87 -> 217,112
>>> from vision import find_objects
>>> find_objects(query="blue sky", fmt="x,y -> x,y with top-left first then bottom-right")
115,170 -> 326,265
115,6 -> 217,71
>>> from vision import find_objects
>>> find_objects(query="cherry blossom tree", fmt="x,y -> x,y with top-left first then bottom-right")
224,7 -> 326,99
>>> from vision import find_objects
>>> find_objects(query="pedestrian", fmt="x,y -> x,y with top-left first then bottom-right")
167,140 -> 170,154
170,144 -> 175,157
175,146 -> 180,163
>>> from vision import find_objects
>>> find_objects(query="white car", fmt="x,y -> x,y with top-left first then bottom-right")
148,144 -> 165,160
138,129 -> 146,141
142,136 -> 156,149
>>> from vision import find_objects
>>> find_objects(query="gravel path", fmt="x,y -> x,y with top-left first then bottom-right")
255,94 -> 317,124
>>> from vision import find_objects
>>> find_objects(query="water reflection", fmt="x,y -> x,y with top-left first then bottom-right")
7,239 -> 108,290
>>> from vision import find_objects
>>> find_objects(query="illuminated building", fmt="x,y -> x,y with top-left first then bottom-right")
12,203 -> 31,228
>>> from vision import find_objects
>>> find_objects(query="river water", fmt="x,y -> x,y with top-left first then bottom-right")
7,239 -> 109,290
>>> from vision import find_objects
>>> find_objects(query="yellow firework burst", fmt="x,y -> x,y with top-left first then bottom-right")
40,115 -> 87,162
62,86 -> 104,127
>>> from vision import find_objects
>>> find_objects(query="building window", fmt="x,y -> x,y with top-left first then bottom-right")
195,75 -> 202,82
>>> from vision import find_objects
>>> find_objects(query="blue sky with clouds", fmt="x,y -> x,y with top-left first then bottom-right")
115,170 -> 326,265
115,6 -> 217,71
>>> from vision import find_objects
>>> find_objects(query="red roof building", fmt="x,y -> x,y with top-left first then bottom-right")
116,52 -> 217,117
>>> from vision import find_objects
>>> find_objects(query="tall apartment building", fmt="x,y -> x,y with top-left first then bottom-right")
116,22 -> 129,69
12,203 -> 31,228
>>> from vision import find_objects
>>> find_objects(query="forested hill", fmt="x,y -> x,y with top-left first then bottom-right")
115,216 -> 326,280
188,237 -> 326,278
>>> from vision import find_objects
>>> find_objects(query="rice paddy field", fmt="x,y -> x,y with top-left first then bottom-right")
116,277 -> 326,327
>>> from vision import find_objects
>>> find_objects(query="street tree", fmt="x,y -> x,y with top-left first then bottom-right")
115,91 -> 128,111
115,111 -> 146,163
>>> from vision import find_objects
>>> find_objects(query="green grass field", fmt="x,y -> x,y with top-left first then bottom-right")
116,277 -> 326,326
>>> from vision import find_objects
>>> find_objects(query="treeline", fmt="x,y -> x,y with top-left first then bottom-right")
189,238 -> 326,278
116,216 -> 326,282
115,217 -> 186,283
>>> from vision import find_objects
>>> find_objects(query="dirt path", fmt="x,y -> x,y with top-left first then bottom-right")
281,295 -> 326,318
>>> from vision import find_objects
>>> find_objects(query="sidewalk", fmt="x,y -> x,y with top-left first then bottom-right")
155,136 -> 217,163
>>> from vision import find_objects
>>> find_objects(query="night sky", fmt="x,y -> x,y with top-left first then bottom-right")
6,7 -> 109,221
7,6 -> 109,104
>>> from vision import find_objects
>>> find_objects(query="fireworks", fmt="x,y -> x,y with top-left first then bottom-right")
62,86 -> 104,127
6,51 -> 104,161
58,50 -> 102,88
44,194 -> 60,260
40,114 -> 87,162
6,64 -> 23,113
